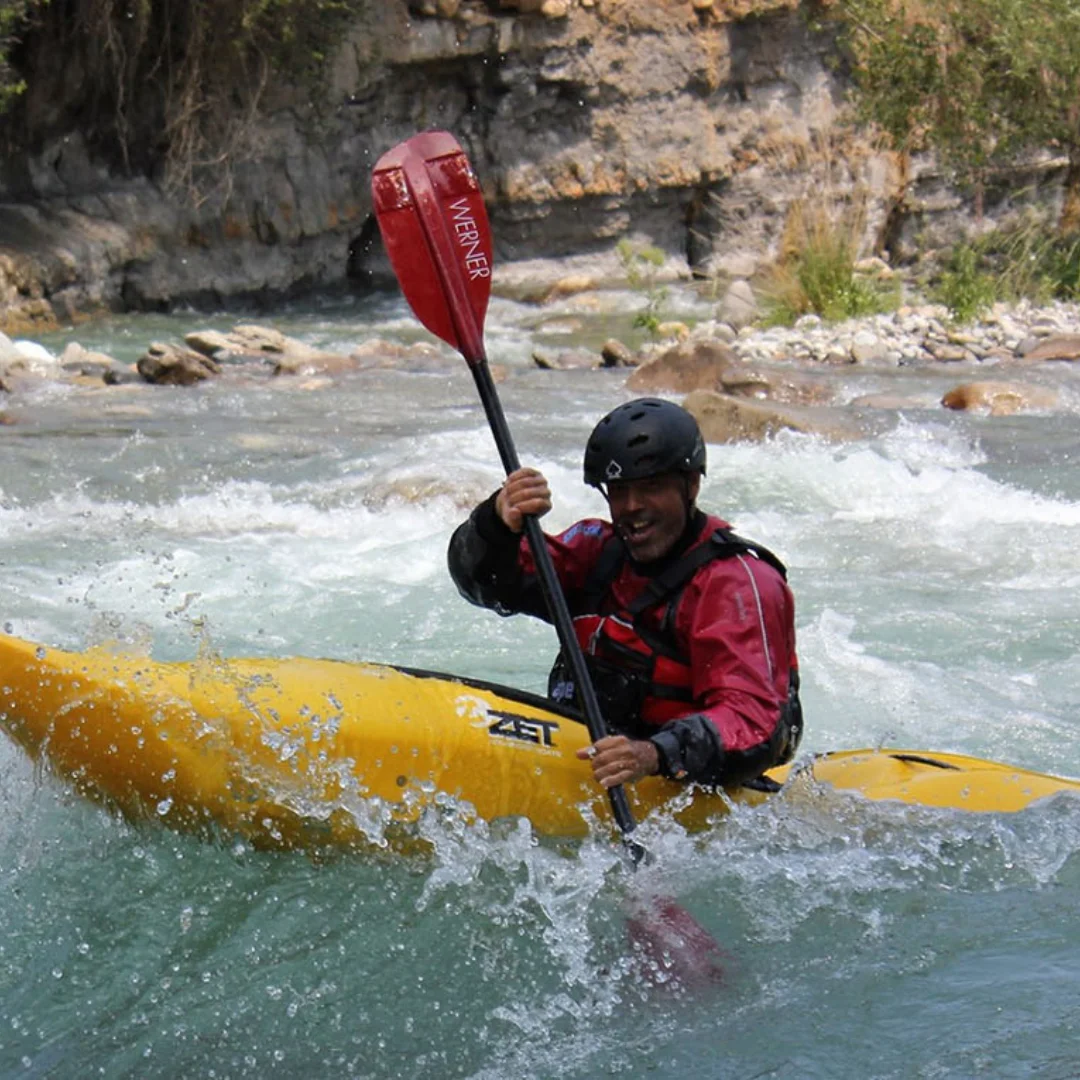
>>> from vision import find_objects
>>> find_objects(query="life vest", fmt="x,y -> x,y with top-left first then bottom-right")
548,527 -> 803,761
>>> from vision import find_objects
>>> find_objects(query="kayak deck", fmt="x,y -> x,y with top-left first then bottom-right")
1,634 -> 1078,851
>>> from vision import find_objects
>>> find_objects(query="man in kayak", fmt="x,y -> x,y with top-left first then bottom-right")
448,397 -> 802,791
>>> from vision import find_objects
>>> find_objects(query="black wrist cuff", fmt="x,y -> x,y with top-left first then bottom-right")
650,730 -> 688,781
472,490 -> 519,544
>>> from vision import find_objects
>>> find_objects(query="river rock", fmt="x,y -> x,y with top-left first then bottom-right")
137,342 -> 221,385
849,393 -> 930,410
627,338 -> 735,393
532,348 -> 597,370
655,321 -> 691,342
0,337 -> 55,391
59,342 -> 139,385
719,365 -> 832,405
698,320 -> 738,345
274,352 -> 362,376
928,342 -> 977,363
683,388 -> 858,444
600,339 -> 636,368
941,380 -> 1059,415
492,261 -> 611,304
60,341 -> 118,373
0,345 -> 27,390
1019,335 -> 1080,362
186,324 -> 351,375
11,339 -> 55,369
717,280 -> 758,330
347,338 -> 452,373
850,331 -> 890,365
1,338 -> 62,383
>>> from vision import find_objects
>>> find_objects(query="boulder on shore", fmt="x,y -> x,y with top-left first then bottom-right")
1019,335 -> 1080,363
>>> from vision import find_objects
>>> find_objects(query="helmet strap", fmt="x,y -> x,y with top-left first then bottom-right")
678,473 -> 698,537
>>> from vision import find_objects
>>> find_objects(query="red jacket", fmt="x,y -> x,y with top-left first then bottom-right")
448,500 -> 801,786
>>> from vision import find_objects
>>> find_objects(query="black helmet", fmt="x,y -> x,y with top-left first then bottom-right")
583,398 -> 706,488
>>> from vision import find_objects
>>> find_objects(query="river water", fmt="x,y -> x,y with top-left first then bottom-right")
1,284 -> 1079,1078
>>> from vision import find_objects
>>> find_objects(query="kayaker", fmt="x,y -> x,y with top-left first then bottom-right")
448,397 -> 802,791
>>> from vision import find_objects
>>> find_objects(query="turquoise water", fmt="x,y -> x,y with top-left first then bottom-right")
1,288 -> 1079,1077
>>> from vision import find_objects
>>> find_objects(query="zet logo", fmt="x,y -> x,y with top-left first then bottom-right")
455,694 -> 559,751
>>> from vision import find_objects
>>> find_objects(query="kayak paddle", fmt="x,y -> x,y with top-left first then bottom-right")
371,130 -> 640,848
370,131 -> 724,985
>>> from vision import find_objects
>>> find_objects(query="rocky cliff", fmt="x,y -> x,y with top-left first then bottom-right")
0,0 -> 1065,335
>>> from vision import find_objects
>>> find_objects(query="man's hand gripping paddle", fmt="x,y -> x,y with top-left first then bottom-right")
371,131 -> 724,985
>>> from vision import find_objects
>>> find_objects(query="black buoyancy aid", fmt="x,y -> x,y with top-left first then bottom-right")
548,528 -> 803,759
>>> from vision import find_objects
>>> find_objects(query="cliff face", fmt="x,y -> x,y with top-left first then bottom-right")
0,0 -> 1046,333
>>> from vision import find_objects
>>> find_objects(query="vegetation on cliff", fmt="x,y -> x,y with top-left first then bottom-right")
831,0 -> 1080,234
2,0 -> 1078,329
792,0 -> 1080,321
0,0 -> 367,199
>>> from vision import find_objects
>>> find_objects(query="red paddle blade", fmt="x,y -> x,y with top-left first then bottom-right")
627,897 -> 728,989
371,131 -> 493,365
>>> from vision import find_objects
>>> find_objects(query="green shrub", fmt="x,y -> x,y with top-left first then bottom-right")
930,216 -> 1080,321
985,220 -> 1080,304
0,0 -> 38,114
617,238 -> 670,339
834,0 -> 1080,236
1041,235 -> 1080,299
758,201 -> 899,326
933,244 -> 998,323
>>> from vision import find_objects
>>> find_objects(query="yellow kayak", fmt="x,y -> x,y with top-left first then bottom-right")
1,633 -> 1077,851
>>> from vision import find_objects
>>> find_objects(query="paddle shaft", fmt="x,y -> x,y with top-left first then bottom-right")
468,361 -> 640,841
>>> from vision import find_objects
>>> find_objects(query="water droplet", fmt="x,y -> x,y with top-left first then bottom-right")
156,797 -> 173,816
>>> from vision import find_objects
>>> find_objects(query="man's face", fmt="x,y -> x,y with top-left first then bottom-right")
605,471 -> 700,564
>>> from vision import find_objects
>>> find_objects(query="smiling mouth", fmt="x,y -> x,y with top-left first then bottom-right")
619,519 -> 655,544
